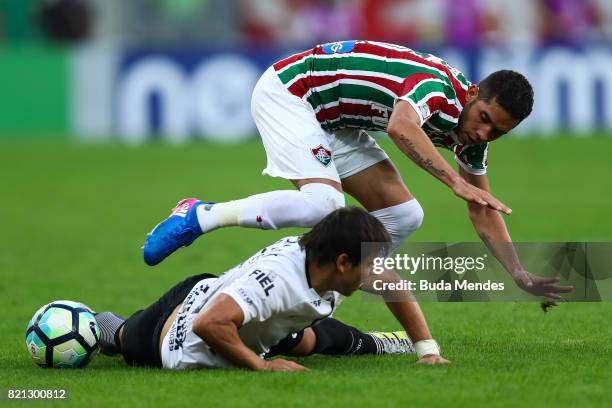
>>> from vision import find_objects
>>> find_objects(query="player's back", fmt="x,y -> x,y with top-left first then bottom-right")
161,237 -> 341,369
273,40 -> 470,133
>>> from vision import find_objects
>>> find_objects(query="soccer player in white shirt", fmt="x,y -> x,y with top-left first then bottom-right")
95,207 -> 448,370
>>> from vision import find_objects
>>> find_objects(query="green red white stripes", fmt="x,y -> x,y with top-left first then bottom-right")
273,41 -> 469,132
272,40 -> 487,174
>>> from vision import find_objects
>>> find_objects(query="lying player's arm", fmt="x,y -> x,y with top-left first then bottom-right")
192,294 -> 308,372
387,101 -> 510,214
361,269 -> 449,364
460,167 -> 573,299
385,300 -> 449,365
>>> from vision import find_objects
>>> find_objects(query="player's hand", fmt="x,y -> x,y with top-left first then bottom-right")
512,269 -> 574,299
452,180 -> 512,214
263,358 -> 310,372
416,355 -> 450,365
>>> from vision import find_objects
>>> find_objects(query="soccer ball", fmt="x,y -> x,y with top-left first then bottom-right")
25,300 -> 100,368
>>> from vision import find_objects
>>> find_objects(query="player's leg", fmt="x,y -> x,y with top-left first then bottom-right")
95,273 -> 216,366
333,130 -> 424,248
201,64 -> 346,232
267,318 -> 414,357
94,311 -> 125,355
342,160 -> 424,248
197,178 -> 343,232
310,318 -> 414,355
143,66 -> 345,266
200,63 -> 347,231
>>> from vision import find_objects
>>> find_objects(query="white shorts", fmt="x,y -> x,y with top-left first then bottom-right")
251,66 -> 389,183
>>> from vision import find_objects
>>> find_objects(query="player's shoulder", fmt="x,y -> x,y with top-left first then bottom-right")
251,237 -> 306,282
221,238 -> 306,302
261,236 -> 304,263
408,50 -> 471,95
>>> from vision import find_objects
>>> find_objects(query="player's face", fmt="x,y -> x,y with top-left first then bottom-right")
456,86 -> 520,145
335,256 -> 374,296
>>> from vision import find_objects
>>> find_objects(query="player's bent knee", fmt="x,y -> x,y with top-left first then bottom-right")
289,328 -> 317,356
400,199 -> 424,232
299,183 -> 345,226
370,199 -> 424,248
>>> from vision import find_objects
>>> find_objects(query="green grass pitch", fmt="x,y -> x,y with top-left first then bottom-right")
1,136 -> 611,407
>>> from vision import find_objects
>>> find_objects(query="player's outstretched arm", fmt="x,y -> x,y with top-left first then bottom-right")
387,101 -> 511,214
362,269 -> 449,364
459,167 -> 573,299
193,294 -> 309,372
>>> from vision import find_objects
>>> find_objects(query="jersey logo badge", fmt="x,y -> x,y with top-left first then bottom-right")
321,40 -> 356,54
310,145 -> 332,167
418,102 -> 432,121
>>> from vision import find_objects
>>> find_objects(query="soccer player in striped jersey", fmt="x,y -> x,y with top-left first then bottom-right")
144,40 -> 571,300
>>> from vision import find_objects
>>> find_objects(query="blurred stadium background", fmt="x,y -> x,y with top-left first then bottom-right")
2,2 -> 612,406
2,0 -> 612,142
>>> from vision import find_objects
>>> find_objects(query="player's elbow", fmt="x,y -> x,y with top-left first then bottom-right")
193,294 -> 245,343
387,116 -> 417,141
192,312 -> 225,342
191,315 -> 210,340
386,121 -> 402,140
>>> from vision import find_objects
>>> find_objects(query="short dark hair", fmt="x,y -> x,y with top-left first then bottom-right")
478,70 -> 534,122
299,207 -> 390,266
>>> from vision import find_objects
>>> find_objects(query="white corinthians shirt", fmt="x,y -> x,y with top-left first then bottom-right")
161,237 -> 343,369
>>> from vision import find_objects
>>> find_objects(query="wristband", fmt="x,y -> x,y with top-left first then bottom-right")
414,339 -> 440,358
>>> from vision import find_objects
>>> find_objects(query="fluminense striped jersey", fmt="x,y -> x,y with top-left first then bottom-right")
272,40 -> 488,175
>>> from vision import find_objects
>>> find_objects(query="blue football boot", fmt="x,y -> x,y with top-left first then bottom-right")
143,198 -> 207,266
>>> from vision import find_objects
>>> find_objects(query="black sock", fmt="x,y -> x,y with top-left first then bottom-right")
94,311 -> 125,355
311,318 -> 378,356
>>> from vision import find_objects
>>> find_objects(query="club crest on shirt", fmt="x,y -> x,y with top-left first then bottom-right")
311,145 -> 332,167
418,102 -> 432,121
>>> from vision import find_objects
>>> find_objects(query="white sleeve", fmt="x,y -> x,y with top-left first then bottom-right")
220,270 -> 291,326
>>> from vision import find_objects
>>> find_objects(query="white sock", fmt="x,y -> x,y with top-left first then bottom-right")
196,183 -> 345,232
